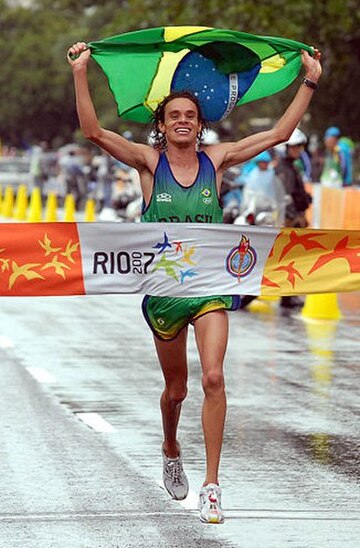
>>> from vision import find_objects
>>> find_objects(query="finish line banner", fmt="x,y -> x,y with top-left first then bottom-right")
0,223 -> 359,297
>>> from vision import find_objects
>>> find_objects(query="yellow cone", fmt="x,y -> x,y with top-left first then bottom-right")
27,187 -> 42,222
84,198 -> 96,222
248,298 -> 276,315
63,193 -> 76,222
45,192 -> 58,222
301,293 -> 342,321
2,185 -> 15,218
14,184 -> 28,220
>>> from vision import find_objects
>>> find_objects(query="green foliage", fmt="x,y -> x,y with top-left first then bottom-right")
1,0 -> 360,146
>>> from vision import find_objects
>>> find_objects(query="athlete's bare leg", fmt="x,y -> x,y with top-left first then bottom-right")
154,328 -> 188,458
194,310 -> 228,486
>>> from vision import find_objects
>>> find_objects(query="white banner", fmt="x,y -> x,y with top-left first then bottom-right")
78,223 -> 278,297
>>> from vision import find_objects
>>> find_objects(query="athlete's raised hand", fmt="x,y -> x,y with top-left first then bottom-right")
67,42 -> 91,70
301,48 -> 322,82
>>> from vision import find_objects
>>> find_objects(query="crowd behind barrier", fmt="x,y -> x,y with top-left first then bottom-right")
2,180 -> 358,229
0,132 -> 359,228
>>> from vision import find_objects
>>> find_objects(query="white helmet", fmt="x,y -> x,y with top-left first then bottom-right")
202,129 -> 220,145
286,128 -> 307,146
147,130 -> 157,147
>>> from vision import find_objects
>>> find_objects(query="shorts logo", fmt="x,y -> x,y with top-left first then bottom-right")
225,235 -> 257,279
156,192 -> 172,203
201,188 -> 212,205
157,317 -> 165,326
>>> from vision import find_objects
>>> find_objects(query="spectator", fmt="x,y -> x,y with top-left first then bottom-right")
29,141 -> 49,193
320,126 -> 352,187
240,150 -> 287,226
58,147 -> 85,208
275,129 -> 312,308
338,136 -> 354,186
295,141 -> 313,183
275,128 -> 312,228
92,150 -> 115,209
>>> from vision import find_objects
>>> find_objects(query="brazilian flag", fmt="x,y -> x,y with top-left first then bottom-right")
89,26 -> 313,123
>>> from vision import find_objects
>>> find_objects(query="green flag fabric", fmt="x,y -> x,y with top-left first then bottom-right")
89,26 -> 313,123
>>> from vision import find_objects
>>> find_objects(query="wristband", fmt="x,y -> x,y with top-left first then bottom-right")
302,77 -> 318,91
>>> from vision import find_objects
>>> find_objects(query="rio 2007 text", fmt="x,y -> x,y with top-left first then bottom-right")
93,251 -> 155,275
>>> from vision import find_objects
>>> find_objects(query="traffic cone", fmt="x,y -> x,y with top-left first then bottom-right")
301,293 -> 342,321
2,185 -> 15,218
63,193 -> 76,222
248,297 -> 277,314
84,198 -> 96,222
27,187 -> 42,222
14,184 -> 28,220
45,192 -> 58,222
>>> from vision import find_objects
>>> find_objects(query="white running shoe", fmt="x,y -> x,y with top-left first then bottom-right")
162,446 -> 189,500
198,483 -> 225,524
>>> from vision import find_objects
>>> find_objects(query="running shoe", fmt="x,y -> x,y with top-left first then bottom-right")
198,483 -> 225,524
162,445 -> 189,500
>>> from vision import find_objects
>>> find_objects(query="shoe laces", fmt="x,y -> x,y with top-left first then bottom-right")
201,486 -> 220,506
166,459 -> 183,485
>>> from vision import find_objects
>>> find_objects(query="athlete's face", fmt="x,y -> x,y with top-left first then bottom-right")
159,98 -> 202,146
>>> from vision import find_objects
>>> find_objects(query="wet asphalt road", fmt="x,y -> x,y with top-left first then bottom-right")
0,292 -> 359,547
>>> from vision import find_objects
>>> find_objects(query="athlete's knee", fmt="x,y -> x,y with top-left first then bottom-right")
202,370 -> 225,396
163,384 -> 188,406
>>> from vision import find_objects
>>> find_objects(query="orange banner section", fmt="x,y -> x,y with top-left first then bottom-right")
261,228 -> 360,296
0,223 -> 85,296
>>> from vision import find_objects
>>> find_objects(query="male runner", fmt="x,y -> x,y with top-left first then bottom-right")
68,42 -> 321,523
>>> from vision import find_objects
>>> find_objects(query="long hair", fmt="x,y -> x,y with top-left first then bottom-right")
149,91 -> 210,150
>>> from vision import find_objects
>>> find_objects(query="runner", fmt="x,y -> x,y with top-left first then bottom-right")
67,42 -> 321,523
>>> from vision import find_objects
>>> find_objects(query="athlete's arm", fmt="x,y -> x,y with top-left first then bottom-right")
208,49 -> 322,172
67,42 -> 158,176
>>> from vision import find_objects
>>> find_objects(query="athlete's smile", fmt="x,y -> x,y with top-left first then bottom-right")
175,127 -> 191,135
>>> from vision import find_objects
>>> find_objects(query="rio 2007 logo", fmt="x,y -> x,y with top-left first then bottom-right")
92,231 -> 199,285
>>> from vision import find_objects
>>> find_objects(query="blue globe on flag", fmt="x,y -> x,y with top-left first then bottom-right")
171,48 -> 261,121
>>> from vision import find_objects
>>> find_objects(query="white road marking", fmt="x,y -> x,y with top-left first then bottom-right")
0,335 -> 14,348
27,367 -> 57,384
2,508 -> 353,523
0,511 -> 197,522
76,412 -> 117,433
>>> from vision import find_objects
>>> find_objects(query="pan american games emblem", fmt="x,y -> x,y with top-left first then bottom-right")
226,235 -> 257,279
